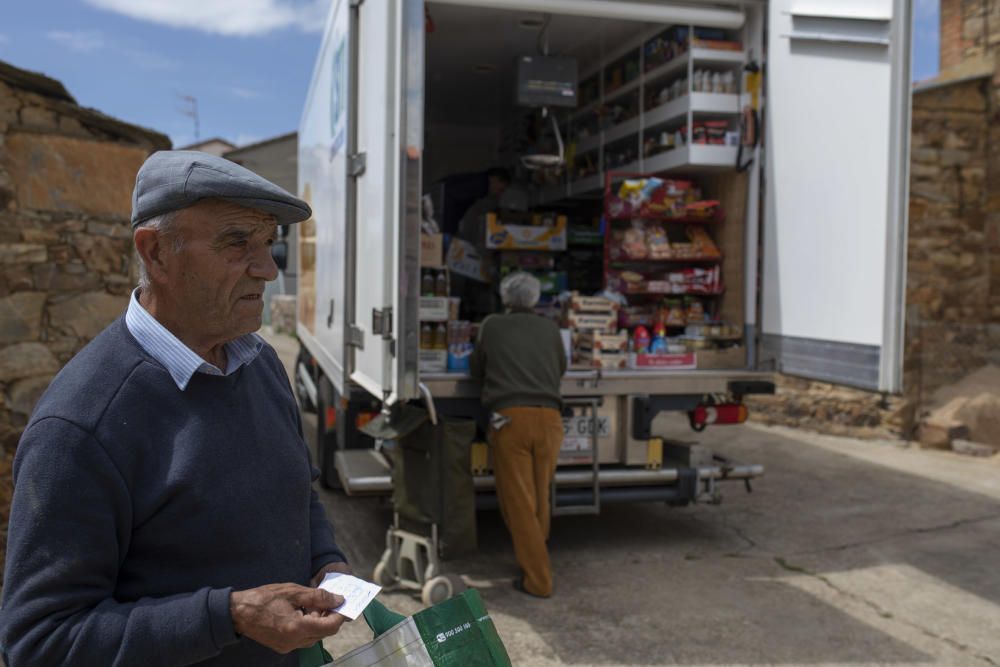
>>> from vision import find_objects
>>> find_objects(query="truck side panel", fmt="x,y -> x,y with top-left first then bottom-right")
298,0 -> 352,394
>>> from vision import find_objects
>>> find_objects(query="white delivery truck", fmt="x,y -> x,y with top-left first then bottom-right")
294,0 -> 912,511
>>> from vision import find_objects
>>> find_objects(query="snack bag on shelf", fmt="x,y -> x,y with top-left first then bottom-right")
685,297 -> 706,323
645,222 -> 672,259
686,226 -> 721,257
622,221 -> 649,259
685,200 -> 719,219
663,299 -> 686,326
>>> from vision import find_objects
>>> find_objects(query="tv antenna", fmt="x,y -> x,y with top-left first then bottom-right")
177,94 -> 200,142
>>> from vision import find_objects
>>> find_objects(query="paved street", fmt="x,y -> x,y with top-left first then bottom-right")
267,331 -> 1000,666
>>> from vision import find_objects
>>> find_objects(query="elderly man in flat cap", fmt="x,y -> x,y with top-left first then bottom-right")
0,152 -> 352,667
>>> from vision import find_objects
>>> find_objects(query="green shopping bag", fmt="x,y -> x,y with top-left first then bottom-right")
330,589 -> 512,667
299,642 -> 334,667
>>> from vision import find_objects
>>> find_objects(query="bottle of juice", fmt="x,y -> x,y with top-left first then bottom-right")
420,322 -> 433,349
435,269 -> 448,297
434,323 -> 447,350
421,269 -> 434,297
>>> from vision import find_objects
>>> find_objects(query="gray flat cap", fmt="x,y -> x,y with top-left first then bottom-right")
131,150 -> 311,227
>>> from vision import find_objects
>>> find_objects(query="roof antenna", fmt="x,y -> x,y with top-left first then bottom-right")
177,94 -> 200,142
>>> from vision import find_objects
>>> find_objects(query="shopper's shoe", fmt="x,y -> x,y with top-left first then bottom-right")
512,577 -> 549,599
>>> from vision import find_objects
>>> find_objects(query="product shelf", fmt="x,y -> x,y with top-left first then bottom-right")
689,46 -> 745,65
610,256 -> 722,265
643,52 -> 691,83
603,116 -> 641,144
642,144 -> 738,173
619,288 -> 726,297
604,76 -> 641,102
643,92 -> 739,129
606,211 -> 724,223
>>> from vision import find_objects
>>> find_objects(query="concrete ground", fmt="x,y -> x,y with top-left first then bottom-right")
264,330 -> 1000,666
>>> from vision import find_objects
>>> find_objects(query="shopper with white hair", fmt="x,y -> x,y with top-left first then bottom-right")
470,271 -> 567,598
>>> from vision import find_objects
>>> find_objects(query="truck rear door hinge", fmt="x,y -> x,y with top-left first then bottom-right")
346,325 -> 365,349
348,152 -> 367,177
372,307 -> 393,339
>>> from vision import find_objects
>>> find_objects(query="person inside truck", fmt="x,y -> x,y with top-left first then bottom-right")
456,166 -> 511,250
0,151 -> 352,667
470,271 -> 567,598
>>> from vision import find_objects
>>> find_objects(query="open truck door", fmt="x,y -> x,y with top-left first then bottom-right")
761,0 -> 911,392
298,0 -> 353,397
351,0 -> 425,403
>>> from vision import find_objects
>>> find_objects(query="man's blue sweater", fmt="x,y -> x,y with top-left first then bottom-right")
0,316 -> 346,666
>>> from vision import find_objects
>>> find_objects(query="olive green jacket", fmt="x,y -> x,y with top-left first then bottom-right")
470,309 -> 567,412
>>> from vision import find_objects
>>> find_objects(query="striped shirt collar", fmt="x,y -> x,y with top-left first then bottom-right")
125,289 -> 265,391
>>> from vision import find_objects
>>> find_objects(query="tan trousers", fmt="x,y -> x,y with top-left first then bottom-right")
490,406 -> 563,597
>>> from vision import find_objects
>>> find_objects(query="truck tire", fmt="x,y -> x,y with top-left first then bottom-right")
315,376 -> 341,490
295,347 -> 317,414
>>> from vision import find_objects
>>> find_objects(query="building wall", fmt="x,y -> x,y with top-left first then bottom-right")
0,68 -> 167,571
225,135 -> 299,323
906,77 -> 999,409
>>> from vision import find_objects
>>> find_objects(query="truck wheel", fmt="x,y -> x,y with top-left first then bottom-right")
295,347 -> 317,414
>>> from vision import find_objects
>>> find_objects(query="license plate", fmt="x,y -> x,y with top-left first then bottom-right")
561,415 -> 609,452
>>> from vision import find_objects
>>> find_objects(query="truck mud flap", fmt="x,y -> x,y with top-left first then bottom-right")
676,467 -> 699,504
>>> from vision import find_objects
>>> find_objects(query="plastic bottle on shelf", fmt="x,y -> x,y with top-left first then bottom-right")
435,269 -> 448,297
421,322 -> 433,349
434,323 -> 447,350
421,269 -> 434,297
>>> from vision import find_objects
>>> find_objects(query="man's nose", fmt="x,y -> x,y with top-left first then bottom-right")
249,243 -> 279,282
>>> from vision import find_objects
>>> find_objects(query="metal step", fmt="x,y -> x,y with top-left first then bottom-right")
334,449 -> 392,495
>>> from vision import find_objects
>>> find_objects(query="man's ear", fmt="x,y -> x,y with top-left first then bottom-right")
134,227 -> 171,285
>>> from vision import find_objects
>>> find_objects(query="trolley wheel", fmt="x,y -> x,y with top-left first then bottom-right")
421,576 -> 453,606
373,561 -> 395,588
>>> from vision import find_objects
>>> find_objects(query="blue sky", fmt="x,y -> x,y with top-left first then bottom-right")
0,0 -> 941,149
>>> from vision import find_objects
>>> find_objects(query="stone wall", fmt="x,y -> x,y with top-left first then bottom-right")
906,77 -> 1000,416
751,76 -> 999,441
939,0 -> 990,71
0,61 -> 168,573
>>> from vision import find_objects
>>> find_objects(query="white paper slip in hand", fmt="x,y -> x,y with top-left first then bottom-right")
318,573 -> 382,620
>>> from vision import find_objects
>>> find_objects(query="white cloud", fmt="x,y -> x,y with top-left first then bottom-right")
84,0 -> 328,37
228,86 -> 261,99
46,30 -> 105,52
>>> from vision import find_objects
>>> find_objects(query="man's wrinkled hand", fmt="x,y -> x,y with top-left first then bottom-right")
230,583 -> 347,654
310,561 -> 353,588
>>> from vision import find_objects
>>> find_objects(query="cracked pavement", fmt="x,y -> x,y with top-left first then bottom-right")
268,327 -> 1000,666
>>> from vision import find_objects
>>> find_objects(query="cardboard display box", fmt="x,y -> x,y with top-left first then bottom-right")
485,213 -> 567,251
420,233 -> 444,268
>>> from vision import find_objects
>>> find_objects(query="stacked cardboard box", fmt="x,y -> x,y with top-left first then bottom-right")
564,293 -> 624,369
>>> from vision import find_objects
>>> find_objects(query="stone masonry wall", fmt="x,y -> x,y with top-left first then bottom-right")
750,77 -> 999,441
906,77 -> 1000,414
0,70 -> 167,573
